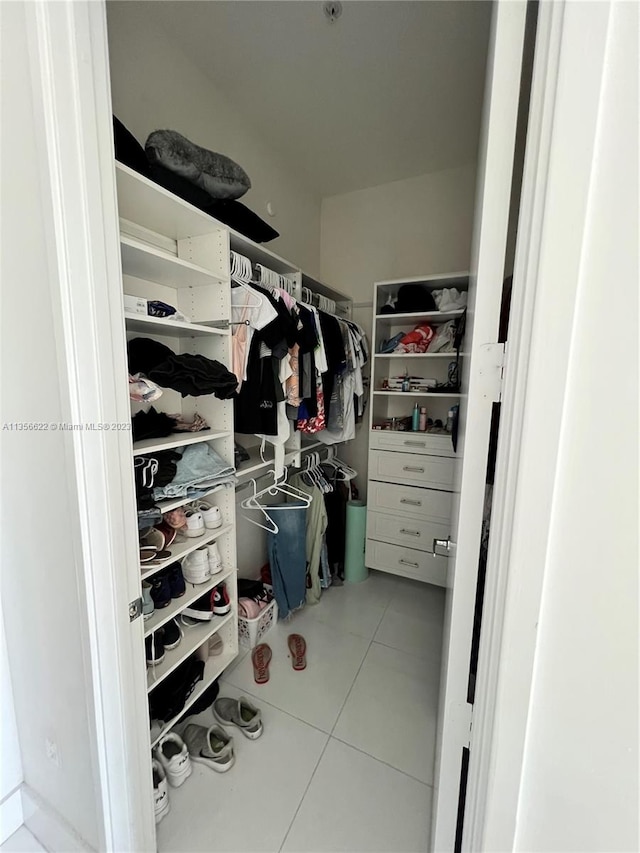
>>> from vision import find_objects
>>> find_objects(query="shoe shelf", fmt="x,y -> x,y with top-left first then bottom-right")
124,313 -> 229,338
144,566 -> 237,638
150,646 -> 238,750
132,430 -> 231,456
141,525 -> 234,582
153,483 -> 230,515
147,611 -> 234,692
120,235 -> 226,288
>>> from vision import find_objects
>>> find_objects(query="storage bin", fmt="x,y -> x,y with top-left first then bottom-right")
238,599 -> 278,649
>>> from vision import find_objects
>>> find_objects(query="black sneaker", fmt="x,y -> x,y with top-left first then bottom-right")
162,618 -> 182,650
146,630 -> 165,666
182,590 -> 214,621
150,572 -> 171,609
167,562 -> 186,599
212,583 -> 231,615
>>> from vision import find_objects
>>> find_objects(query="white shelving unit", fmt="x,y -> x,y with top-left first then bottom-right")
115,163 -> 240,826
366,274 -> 467,585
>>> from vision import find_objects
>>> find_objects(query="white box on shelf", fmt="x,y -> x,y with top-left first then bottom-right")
238,599 -> 278,649
124,294 -> 148,315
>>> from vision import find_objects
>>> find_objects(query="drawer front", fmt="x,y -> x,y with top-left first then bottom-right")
369,430 -> 456,458
367,510 -> 449,553
365,539 -> 448,587
369,449 -> 455,491
368,481 -> 452,522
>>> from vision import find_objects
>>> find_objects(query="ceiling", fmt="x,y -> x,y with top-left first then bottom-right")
150,1 -> 492,197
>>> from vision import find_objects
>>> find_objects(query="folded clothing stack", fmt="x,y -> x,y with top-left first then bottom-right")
128,337 -> 238,400
152,443 -> 236,502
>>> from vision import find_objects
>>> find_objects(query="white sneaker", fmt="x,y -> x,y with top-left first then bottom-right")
197,502 -> 222,530
182,548 -> 210,584
206,542 -> 223,574
154,733 -> 192,788
184,508 -> 205,538
152,759 -> 170,823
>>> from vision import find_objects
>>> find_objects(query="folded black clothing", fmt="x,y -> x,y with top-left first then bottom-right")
148,353 -> 238,399
131,407 -> 176,442
148,657 -> 204,722
113,116 -> 151,178
128,337 -> 175,375
149,163 -> 279,244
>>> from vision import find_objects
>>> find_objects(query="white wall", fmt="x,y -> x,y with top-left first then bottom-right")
106,2 -> 321,276
319,165 -> 477,495
513,2 -> 639,849
1,618 -> 23,842
0,3 -> 100,848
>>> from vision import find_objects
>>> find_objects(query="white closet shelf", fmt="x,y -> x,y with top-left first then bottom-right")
144,567 -> 236,638
141,525 -> 234,582
150,648 -> 238,749
147,611 -> 234,693
125,313 -> 229,338
120,235 -> 225,288
374,352 -> 467,359
116,163 -> 225,241
154,483 -> 230,515
132,430 -> 230,456
373,390 -> 463,398
375,310 -> 465,325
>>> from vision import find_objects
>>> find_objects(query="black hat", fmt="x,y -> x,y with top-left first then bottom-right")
396,284 -> 437,313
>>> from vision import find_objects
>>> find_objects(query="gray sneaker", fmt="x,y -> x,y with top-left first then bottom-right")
213,696 -> 263,740
182,724 -> 235,772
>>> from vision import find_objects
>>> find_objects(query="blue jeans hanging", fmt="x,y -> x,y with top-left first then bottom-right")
266,501 -> 308,619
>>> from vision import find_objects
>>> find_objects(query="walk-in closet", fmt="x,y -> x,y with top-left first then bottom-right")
1,1 -> 551,851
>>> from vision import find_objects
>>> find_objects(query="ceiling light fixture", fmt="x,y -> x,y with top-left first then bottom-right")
323,1 -> 343,24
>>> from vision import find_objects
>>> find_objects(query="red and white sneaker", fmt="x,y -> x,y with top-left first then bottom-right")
212,583 -> 231,615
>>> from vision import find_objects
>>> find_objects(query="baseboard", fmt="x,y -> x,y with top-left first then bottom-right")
21,786 -> 93,852
0,788 -> 23,844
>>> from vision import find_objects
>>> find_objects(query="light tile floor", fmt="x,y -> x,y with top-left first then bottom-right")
157,570 -> 445,853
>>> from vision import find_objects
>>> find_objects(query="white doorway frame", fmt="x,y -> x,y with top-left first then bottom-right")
20,0 -> 599,849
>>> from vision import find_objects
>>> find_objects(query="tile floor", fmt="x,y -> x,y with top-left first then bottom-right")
157,569 -> 445,853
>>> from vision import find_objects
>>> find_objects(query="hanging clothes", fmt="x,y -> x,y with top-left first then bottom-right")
265,502 -> 308,620
287,472 -> 328,605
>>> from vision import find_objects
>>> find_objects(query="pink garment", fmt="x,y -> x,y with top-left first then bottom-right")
286,344 -> 301,408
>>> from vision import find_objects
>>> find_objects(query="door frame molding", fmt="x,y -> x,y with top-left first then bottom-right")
25,2 -> 155,850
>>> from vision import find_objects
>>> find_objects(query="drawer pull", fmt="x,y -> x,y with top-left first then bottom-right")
400,529 -> 421,537
400,498 -> 422,507
399,558 -> 420,569
403,465 -> 425,473
403,440 -> 426,447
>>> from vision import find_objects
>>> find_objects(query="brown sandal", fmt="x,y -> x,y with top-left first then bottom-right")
287,633 -> 307,671
251,643 -> 272,684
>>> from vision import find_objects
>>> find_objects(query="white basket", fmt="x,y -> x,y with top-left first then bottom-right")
238,599 -> 278,649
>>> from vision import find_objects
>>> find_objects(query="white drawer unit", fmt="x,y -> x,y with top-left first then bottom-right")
368,481 -> 452,522
367,510 -> 449,553
365,539 -> 448,586
369,449 -> 455,491
369,429 -> 456,457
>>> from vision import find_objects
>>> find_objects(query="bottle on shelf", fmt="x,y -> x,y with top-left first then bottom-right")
419,406 -> 427,431
412,403 -> 420,431
401,370 -> 410,393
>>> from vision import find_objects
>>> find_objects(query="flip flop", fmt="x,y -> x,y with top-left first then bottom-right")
287,634 -> 307,671
251,643 -> 272,684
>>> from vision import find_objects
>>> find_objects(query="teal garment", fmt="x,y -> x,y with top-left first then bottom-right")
287,473 -> 328,604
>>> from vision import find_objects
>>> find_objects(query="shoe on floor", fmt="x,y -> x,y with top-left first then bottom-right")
162,618 -> 182,651
152,759 -> 170,823
183,723 -> 235,772
212,583 -> 230,615
213,696 -> 263,739
154,732 -> 192,787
